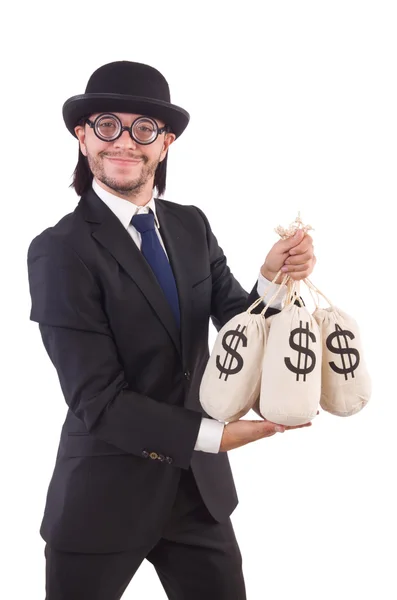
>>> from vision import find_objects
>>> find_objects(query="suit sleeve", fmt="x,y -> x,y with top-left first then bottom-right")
27,232 -> 202,470
194,207 -> 281,331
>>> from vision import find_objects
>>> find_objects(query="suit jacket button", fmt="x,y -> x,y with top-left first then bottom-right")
166,456 -> 173,464
184,370 -> 191,380
150,452 -> 159,460
142,450 -> 149,459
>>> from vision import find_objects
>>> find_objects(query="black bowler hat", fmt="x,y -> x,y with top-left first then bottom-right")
63,61 -> 190,139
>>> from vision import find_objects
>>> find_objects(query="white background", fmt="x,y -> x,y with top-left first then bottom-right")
1,1 -> 396,598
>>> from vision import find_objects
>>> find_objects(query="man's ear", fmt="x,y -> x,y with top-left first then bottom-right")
160,133 -> 176,161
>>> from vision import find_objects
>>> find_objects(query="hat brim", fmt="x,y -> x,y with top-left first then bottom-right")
63,93 -> 190,139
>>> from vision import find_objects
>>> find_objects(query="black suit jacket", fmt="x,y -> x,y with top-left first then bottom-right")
27,188 -> 279,553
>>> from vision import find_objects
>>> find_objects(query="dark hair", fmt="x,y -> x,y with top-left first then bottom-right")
70,148 -> 93,197
70,121 -> 169,198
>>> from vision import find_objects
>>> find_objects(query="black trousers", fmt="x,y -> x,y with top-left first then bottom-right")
44,468 -> 246,599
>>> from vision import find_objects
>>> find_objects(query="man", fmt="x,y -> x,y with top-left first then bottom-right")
27,61 -> 316,600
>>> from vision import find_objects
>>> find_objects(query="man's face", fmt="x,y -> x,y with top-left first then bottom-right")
74,112 -> 175,199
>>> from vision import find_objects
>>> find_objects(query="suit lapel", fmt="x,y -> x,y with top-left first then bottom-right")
79,189 -> 182,356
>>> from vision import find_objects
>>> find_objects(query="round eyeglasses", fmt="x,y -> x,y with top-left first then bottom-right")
85,113 -> 171,145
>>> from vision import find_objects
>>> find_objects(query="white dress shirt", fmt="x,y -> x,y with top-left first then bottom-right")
92,179 -> 287,454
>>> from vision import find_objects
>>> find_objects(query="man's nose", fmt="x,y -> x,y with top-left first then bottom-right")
113,129 -> 138,150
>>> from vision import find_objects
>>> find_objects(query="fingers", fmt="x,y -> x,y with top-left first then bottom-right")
284,422 -> 312,430
281,261 -> 315,280
259,420 -> 312,432
280,229 -> 305,253
243,420 -> 285,440
278,234 -> 315,279
284,250 -> 314,265
282,260 -> 315,273
257,420 -> 285,435
264,232 -> 315,279
221,415 -> 314,451
288,234 -> 313,255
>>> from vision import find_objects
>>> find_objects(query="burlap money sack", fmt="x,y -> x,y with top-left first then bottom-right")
259,280 -> 322,426
306,278 -> 372,417
199,276 -> 288,422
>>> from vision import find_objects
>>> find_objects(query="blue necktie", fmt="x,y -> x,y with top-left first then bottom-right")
131,211 -> 181,328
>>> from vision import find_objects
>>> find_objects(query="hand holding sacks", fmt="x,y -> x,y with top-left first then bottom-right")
200,213 -> 371,427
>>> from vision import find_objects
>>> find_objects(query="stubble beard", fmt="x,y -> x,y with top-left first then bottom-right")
87,152 -> 160,199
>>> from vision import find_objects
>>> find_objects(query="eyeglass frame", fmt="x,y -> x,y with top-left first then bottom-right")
85,113 -> 172,145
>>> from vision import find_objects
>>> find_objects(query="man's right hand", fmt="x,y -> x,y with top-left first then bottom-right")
219,418 -> 312,452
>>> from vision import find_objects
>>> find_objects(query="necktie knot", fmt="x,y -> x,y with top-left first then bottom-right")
131,212 -> 155,234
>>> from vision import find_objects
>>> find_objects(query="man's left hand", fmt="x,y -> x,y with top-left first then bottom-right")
282,232 -> 316,281
260,230 -> 316,283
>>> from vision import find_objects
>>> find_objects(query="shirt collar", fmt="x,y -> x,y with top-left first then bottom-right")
92,179 -> 160,230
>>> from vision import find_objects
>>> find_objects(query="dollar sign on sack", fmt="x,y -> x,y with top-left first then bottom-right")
326,323 -> 360,380
216,324 -> 247,381
285,320 -> 317,382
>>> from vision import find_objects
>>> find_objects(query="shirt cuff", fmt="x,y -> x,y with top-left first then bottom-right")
257,272 -> 288,309
194,417 -> 225,453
